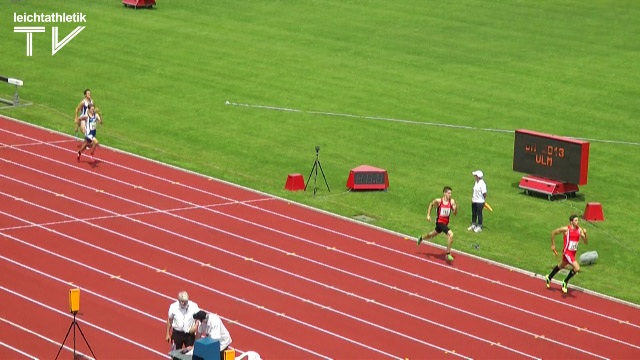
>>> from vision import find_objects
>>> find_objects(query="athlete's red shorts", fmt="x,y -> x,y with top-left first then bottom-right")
563,251 -> 577,263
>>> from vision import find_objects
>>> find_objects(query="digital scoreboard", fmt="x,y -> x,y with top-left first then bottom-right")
346,165 -> 389,190
513,129 -> 589,185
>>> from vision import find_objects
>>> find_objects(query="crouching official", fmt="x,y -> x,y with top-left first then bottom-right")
192,310 -> 232,356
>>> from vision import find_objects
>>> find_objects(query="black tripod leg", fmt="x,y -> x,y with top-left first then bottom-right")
313,160 -> 319,196
305,161 -> 317,190
317,161 -> 330,192
54,321 -> 74,360
75,322 -> 97,359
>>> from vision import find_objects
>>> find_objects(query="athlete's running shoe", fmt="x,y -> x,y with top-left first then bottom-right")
562,280 -> 568,294
446,253 -> 454,261
77,151 -> 81,162
417,235 -> 423,246
544,275 -> 550,289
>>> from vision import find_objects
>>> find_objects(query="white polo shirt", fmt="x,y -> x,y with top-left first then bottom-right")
472,179 -> 487,203
197,313 -> 232,350
168,300 -> 199,333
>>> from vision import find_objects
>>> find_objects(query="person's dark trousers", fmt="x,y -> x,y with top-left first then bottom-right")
471,202 -> 484,227
172,330 -> 195,349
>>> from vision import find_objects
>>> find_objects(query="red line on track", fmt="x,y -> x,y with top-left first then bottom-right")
2,115 -> 640,359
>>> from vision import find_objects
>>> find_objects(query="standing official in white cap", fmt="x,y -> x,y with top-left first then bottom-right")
166,291 -> 199,349
468,170 -> 487,232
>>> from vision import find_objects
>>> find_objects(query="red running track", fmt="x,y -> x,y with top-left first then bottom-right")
1,115 -> 639,359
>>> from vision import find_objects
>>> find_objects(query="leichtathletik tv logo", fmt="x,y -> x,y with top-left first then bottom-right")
13,12 -> 86,56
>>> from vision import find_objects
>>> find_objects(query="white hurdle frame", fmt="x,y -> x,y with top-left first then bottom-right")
0,75 -> 24,107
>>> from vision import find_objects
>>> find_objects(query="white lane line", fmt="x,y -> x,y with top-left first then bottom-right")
0,316 -> 93,360
0,198 -> 271,232
2,139 -> 77,148
224,100 -> 640,146
0,340 -> 40,360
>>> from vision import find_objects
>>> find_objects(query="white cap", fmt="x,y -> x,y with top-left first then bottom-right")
472,170 -> 483,178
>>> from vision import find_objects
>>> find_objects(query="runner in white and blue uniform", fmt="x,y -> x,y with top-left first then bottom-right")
77,103 -> 102,161
74,89 -> 93,138
85,110 -> 98,140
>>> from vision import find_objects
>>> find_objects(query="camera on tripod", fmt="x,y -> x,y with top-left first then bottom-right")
305,145 -> 330,196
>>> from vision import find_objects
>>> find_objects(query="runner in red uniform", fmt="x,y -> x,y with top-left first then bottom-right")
417,187 -> 458,261
544,215 -> 588,293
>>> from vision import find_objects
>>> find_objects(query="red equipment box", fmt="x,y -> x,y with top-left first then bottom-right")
123,0 -> 156,8
583,202 -> 605,221
285,173 -> 305,191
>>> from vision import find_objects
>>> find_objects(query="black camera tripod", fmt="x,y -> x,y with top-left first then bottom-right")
55,312 -> 96,360
305,146 -> 330,197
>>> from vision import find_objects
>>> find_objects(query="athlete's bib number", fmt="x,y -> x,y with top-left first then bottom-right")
440,208 -> 451,217
89,122 -> 97,130
568,241 -> 578,251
